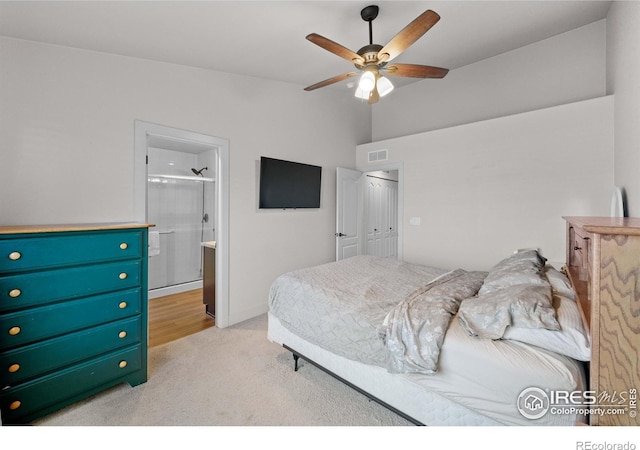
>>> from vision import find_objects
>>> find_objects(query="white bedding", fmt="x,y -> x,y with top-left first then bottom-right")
268,311 -> 586,426
268,313 -> 500,426
267,255 -> 587,426
268,255 -> 449,368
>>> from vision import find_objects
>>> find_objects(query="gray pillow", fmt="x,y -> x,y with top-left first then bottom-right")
478,250 -> 549,296
492,249 -> 547,268
458,284 -> 559,340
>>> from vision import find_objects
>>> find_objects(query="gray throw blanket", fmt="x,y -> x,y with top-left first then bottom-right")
383,269 -> 487,374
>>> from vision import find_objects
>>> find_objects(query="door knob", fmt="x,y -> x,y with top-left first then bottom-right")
335,232 -> 347,237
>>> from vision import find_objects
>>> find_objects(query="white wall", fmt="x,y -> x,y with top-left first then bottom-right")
372,20 -> 607,142
606,1 -> 640,217
357,96 -> 614,271
0,37 -> 370,325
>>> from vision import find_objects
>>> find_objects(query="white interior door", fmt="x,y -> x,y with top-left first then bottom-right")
364,176 -> 398,259
365,178 -> 382,256
382,180 -> 398,258
336,167 -> 362,261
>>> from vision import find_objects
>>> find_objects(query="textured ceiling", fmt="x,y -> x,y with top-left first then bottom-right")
0,1 -> 612,91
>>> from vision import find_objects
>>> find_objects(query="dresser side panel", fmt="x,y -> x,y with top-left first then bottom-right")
596,234 -> 640,425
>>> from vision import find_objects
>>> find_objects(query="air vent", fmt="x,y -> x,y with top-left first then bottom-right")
368,149 -> 388,163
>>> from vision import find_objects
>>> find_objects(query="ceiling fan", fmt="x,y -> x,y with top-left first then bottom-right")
304,5 -> 449,104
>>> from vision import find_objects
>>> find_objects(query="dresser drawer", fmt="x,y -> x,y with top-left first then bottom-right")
1,316 -> 141,385
568,226 -> 591,282
0,288 -> 141,350
0,345 -> 142,424
0,230 -> 142,274
0,260 -> 141,312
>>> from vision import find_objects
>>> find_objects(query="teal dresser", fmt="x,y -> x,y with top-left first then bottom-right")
0,223 -> 152,424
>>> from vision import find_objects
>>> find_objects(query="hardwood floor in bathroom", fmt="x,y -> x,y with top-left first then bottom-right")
148,289 -> 214,347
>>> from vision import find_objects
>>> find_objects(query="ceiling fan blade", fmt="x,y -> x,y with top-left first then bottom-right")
377,10 -> 440,63
384,63 -> 449,78
306,33 -> 365,65
304,72 -> 357,91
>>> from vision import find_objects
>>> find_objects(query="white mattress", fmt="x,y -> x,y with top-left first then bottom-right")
268,312 -> 586,426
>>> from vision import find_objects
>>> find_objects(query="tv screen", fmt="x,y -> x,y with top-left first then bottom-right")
259,157 -> 322,209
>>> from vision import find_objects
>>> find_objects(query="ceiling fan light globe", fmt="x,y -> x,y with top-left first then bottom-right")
354,87 -> 369,100
377,76 -> 394,97
358,71 -> 376,92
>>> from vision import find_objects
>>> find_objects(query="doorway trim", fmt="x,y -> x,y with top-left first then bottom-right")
356,161 -> 404,261
134,120 -> 230,328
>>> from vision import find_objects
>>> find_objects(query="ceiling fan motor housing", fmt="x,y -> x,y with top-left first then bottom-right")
355,44 -> 385,69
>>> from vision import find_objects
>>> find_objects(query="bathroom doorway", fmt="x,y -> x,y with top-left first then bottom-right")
134,121 -> 230,328
146,138 -> 216,294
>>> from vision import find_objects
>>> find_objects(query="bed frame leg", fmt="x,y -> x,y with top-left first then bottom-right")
282,344 -> 424,425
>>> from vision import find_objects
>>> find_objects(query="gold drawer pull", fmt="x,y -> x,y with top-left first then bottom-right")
118,331 -> 127,338
9,401 -> 21,410
119,360 -> 127,369
119,301 -> 127,309
8,326 -> 21,336
8,363 -> 20,373
9,289 -> 21,298
119,273 -> 128,280
120,243 -> 128,250
8,251 -> 22,261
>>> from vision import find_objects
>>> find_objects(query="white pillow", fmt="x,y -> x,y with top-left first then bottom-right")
502,293 -> 591,361
545,265 -> 576,300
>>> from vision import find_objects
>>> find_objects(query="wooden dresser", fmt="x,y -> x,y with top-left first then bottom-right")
564,216 -> 640,426
0,223 -> 152,424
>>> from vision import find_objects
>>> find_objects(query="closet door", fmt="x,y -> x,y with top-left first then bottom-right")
381,181 -> 398,259
364,177 -> 398,258
365,179 -> 383,257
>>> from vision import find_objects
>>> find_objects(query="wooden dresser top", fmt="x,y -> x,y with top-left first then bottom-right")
0,223 -> 154,235
563,216 -> 640,235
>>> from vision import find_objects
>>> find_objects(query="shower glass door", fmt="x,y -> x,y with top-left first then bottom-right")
147,145 -> 215,291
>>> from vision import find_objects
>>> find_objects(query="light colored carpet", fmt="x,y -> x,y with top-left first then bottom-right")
33,313 -> 411,426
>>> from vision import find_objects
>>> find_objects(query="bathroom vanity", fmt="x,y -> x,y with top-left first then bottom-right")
201,241 -> 216,318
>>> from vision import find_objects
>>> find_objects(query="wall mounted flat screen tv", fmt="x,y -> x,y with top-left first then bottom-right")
259,157 -> 322,209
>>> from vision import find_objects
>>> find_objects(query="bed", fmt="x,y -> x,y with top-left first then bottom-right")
267,251 -> 591,426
